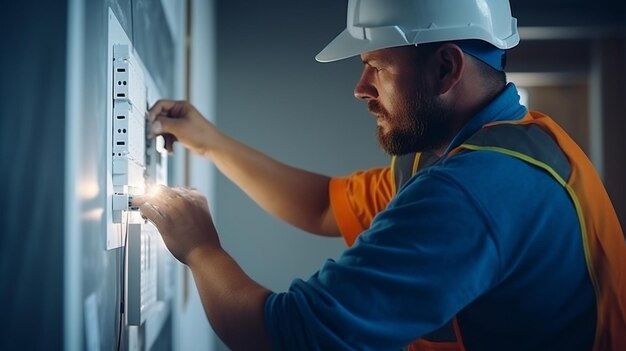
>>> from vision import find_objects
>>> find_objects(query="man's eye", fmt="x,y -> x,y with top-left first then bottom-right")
364,63 -> 382,72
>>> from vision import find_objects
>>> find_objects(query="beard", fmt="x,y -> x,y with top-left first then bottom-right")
370,83 -> 453,156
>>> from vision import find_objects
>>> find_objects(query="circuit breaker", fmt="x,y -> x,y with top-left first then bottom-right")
111,44 -> 147,222
112,44 -> 146,195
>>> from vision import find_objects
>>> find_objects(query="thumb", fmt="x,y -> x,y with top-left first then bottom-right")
150,116 -> 188,154
131,194 -> 146,207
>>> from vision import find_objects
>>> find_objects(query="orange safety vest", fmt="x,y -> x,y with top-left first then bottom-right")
392,111 -> 626,351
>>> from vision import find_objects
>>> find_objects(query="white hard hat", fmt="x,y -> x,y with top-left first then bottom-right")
316,0 -> 520,63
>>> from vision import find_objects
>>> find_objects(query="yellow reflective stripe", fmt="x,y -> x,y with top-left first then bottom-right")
411,153 -> 421,175
460,143 -> 602,342
460,144 -> 568,187
391,155 -> 398,194
564,185 -> 603,345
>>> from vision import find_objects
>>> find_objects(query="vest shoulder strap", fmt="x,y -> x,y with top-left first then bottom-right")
458,122 -> 572,183
392,151 -> 440,191
392,123 -> 567,192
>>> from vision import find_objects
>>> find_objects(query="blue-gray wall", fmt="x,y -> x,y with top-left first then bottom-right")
213,3 -> 390,345
0,1 -> 68,349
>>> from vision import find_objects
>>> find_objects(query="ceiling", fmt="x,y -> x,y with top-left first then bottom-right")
510,0 -> 626,27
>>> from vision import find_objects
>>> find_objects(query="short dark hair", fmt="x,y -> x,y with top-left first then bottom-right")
414,42 -> 507,94
472,55 -> 507,93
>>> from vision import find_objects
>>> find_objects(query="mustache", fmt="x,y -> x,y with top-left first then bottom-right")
367,100 -> 386,116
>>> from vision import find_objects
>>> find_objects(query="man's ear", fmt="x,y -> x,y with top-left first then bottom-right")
433,43 -> 465,95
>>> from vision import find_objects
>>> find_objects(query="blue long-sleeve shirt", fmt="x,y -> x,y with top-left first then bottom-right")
265,84 -> 596,350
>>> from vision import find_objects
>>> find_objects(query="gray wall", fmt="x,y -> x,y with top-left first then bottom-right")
213,0 -> 389,304
0,1 -> 68,349
173,0 -> 218,350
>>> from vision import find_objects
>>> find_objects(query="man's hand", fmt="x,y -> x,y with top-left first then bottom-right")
148,100 -> 222,156
132,185 -> 220,265
132,185 -> 273,350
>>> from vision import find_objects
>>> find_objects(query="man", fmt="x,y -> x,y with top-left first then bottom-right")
134,0 -> 626,350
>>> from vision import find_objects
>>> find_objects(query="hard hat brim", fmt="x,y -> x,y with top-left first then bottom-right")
315,28 -> 410,63
315,25 -> 519,63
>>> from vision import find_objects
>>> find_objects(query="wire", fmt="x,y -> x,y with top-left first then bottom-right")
116,210 -> 131,351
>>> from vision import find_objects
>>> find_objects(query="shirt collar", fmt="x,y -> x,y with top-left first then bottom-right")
444,83 -> 528,154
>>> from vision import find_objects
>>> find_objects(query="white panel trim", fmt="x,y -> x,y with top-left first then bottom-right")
65,0 -> 85,350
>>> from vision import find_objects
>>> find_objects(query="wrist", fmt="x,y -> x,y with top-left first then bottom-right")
199,130 -> 223,160
185,245 -> 224,268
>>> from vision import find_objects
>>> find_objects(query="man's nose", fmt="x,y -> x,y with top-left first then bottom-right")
354,69 -> 378,100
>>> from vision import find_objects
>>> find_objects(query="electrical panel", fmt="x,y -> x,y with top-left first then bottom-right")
106,8 -> 173,330
125,223 -> 158,325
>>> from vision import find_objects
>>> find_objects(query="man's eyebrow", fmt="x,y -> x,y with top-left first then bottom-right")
362,56 -> 389,66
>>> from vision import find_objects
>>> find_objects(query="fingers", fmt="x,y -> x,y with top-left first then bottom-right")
131,194 -> 146,207
137,201 -> 168,226
147,101 -> 187,146
133,185 -> 175,227
134,185 -> 202,213
134,185 -> 210,232
147,102 -> 181,153
163,134 -> 176,154
148,107 -> 184,136
132,185 -> 216,264
149,120 -> 163,135
150,116 -> 183,135
148,99 -> 179,122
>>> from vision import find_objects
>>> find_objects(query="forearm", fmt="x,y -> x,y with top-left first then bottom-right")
206,132 -> 339,236
187,246 -> 273,351
148,100 -> 340,236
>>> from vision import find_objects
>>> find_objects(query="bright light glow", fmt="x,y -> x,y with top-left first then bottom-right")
82,208 -> 104,221
78,180 -> 99,200
146,184 -> 164,198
